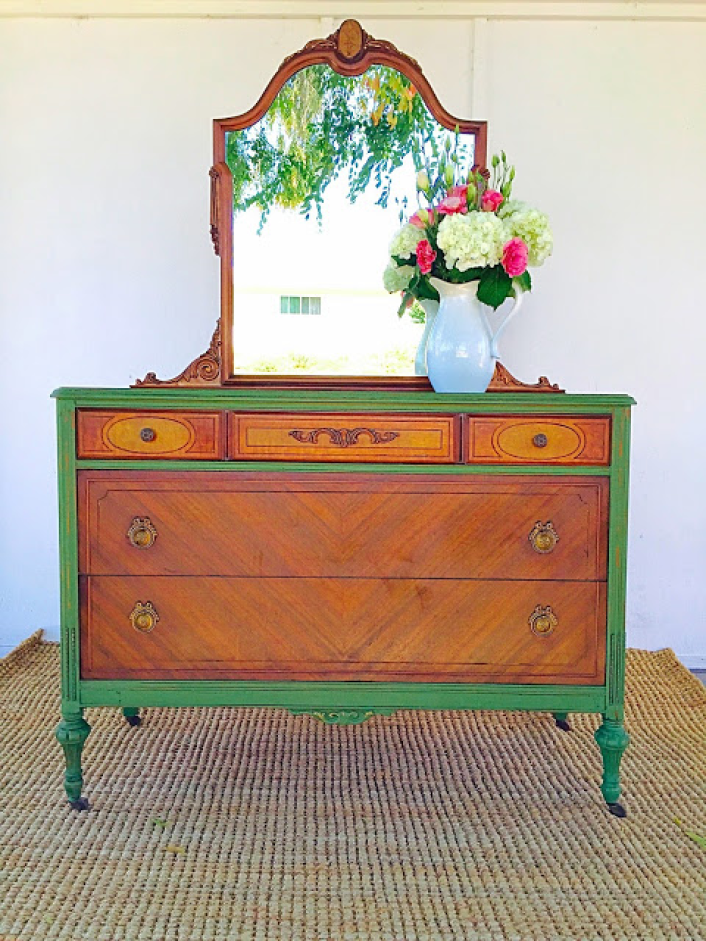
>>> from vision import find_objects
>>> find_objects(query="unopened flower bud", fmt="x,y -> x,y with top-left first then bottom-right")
416,170 -> 430,193
444,164 -> 454,187
466,181 -> 477,205
491,154 -> 500,168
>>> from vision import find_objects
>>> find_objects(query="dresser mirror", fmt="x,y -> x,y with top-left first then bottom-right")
132,20 -> 487,390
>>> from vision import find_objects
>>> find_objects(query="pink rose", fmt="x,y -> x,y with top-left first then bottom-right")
436,195 -> 468,215
501,237 -> 529,277
448,184 -> 469,200
481,189 -> 504,212
416,239 -> 437,275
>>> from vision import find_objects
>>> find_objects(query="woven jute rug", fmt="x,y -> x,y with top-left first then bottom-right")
0,636 -> 704,941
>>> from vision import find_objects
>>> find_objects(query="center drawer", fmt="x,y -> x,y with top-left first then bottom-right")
78,471 -> 608,581
229,412 -> 460,463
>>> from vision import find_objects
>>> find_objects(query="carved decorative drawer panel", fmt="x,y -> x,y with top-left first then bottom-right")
466,416 -> 611,465
80,574 -> 605,684
229,412 -> 460,463
77,471 -> 608,581
77,410 -> 225,460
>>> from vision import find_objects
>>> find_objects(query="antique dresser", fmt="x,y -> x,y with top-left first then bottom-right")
54,21 -> 634,818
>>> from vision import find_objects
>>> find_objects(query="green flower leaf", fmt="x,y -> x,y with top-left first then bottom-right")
477,265 -> 513,309
514,270 -> 532,293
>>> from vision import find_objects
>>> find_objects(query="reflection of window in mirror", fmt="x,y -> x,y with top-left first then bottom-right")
227,64 -> 475,378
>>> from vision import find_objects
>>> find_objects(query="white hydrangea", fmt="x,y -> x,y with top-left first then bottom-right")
383,262 -> 415,293
437,212 -> 505,271
497,199 -> 528,220
389,223 -> 421,260
503,207 -> 553,266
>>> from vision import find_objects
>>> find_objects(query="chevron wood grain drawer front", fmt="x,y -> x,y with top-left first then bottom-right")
79,575 -> 606,684
229,412 -> 460,462
77,410 -> 225,460
77,471 -> 608,581
466,415 -> 611,465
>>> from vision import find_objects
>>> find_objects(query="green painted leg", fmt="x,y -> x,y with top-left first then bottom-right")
56,711 -> 91,811
122,707 -> 142,727
553,712 -> 571,732
594,717 -> 630,817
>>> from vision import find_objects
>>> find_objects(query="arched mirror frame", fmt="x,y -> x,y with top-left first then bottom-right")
134,20 -> 560,392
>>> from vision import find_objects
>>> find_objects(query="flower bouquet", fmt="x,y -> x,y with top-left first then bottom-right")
383,144 -> 553,392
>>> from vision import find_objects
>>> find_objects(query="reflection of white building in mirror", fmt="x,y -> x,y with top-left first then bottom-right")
232,171 -> 424,374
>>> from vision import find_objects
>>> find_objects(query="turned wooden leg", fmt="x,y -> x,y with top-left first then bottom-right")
553,712 -> 571,732
122,707 -> 142,727
594,717 -> 630,817
56,710 -> 91,811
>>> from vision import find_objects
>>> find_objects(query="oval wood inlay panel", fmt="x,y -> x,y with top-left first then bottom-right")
105,416 -> 195,454
467,416 -> 611,465
76,411 -> 225,460
495,421 -> 584,461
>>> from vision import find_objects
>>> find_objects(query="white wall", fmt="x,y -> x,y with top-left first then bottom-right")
1,6 -> 705,661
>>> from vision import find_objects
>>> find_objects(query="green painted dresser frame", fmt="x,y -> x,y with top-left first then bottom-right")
54,387 -> 634,816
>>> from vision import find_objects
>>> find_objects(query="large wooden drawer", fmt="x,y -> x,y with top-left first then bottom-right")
78,471 -> 608,581
77,410 -> 225,460
229,412 -> 460,463
466,415 -> 611,465
80,575 -> 606,684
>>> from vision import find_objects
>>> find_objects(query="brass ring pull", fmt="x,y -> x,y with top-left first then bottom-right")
140,427 -> 156,442
533,433 -> 548,448
529,605 -> 558,637
529,521 -> 559,554
129,601 -> 159,633
127,517 -> 158,549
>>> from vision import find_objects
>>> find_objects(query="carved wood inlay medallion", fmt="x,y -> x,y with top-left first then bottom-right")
289,428 -> 400,448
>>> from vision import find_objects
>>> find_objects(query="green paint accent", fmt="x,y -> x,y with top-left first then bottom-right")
122,707 -> 140,719
56,399 -> 80,706
55,711 -> 91,803
605,407 -> 632,722
290,708 -> 396,725
52,386 -> 635,412
78,679 -> 606,713
553,712 -> 568,723
76,459 -> 612,476
594,717 -> 630,805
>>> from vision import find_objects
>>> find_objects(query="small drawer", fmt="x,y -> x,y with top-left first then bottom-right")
229,412 -> 460,463
466,416 -> 611,465
77,411 -> 225,460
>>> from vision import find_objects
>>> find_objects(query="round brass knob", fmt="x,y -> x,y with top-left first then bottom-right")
127,517 -> 157,549
140,427 -> 156,442
129,601 -> 159,633
529,605 -> 558,637
529,521 -> 559,554
533,433 -> 548,448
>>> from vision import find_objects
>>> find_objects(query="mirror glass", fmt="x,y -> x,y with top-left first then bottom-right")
226,64 -> 475,377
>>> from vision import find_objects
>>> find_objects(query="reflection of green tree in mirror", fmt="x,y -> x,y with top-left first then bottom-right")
227,65 -> 466,227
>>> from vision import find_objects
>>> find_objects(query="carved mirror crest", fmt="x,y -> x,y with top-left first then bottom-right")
135,20 -> 559,392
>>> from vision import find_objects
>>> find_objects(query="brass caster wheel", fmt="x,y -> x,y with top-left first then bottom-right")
125,715 -> 142,727
607,802 -> 627,818
69,797 -> 90,812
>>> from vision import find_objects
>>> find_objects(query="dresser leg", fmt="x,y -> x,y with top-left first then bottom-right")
553,712 -> 571,731
594,717 -> 630,817
56,710 -> 91,811
122,707 -> 142,727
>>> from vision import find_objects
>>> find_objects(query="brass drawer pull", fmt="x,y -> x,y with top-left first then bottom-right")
129,601 -> 159,633
140,427 -> 157,442
529,521 -> 559,554
529,605 -> 557,636
289,427 -> 400,448
127,517 -> 158,549
533,433 -> 548,448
